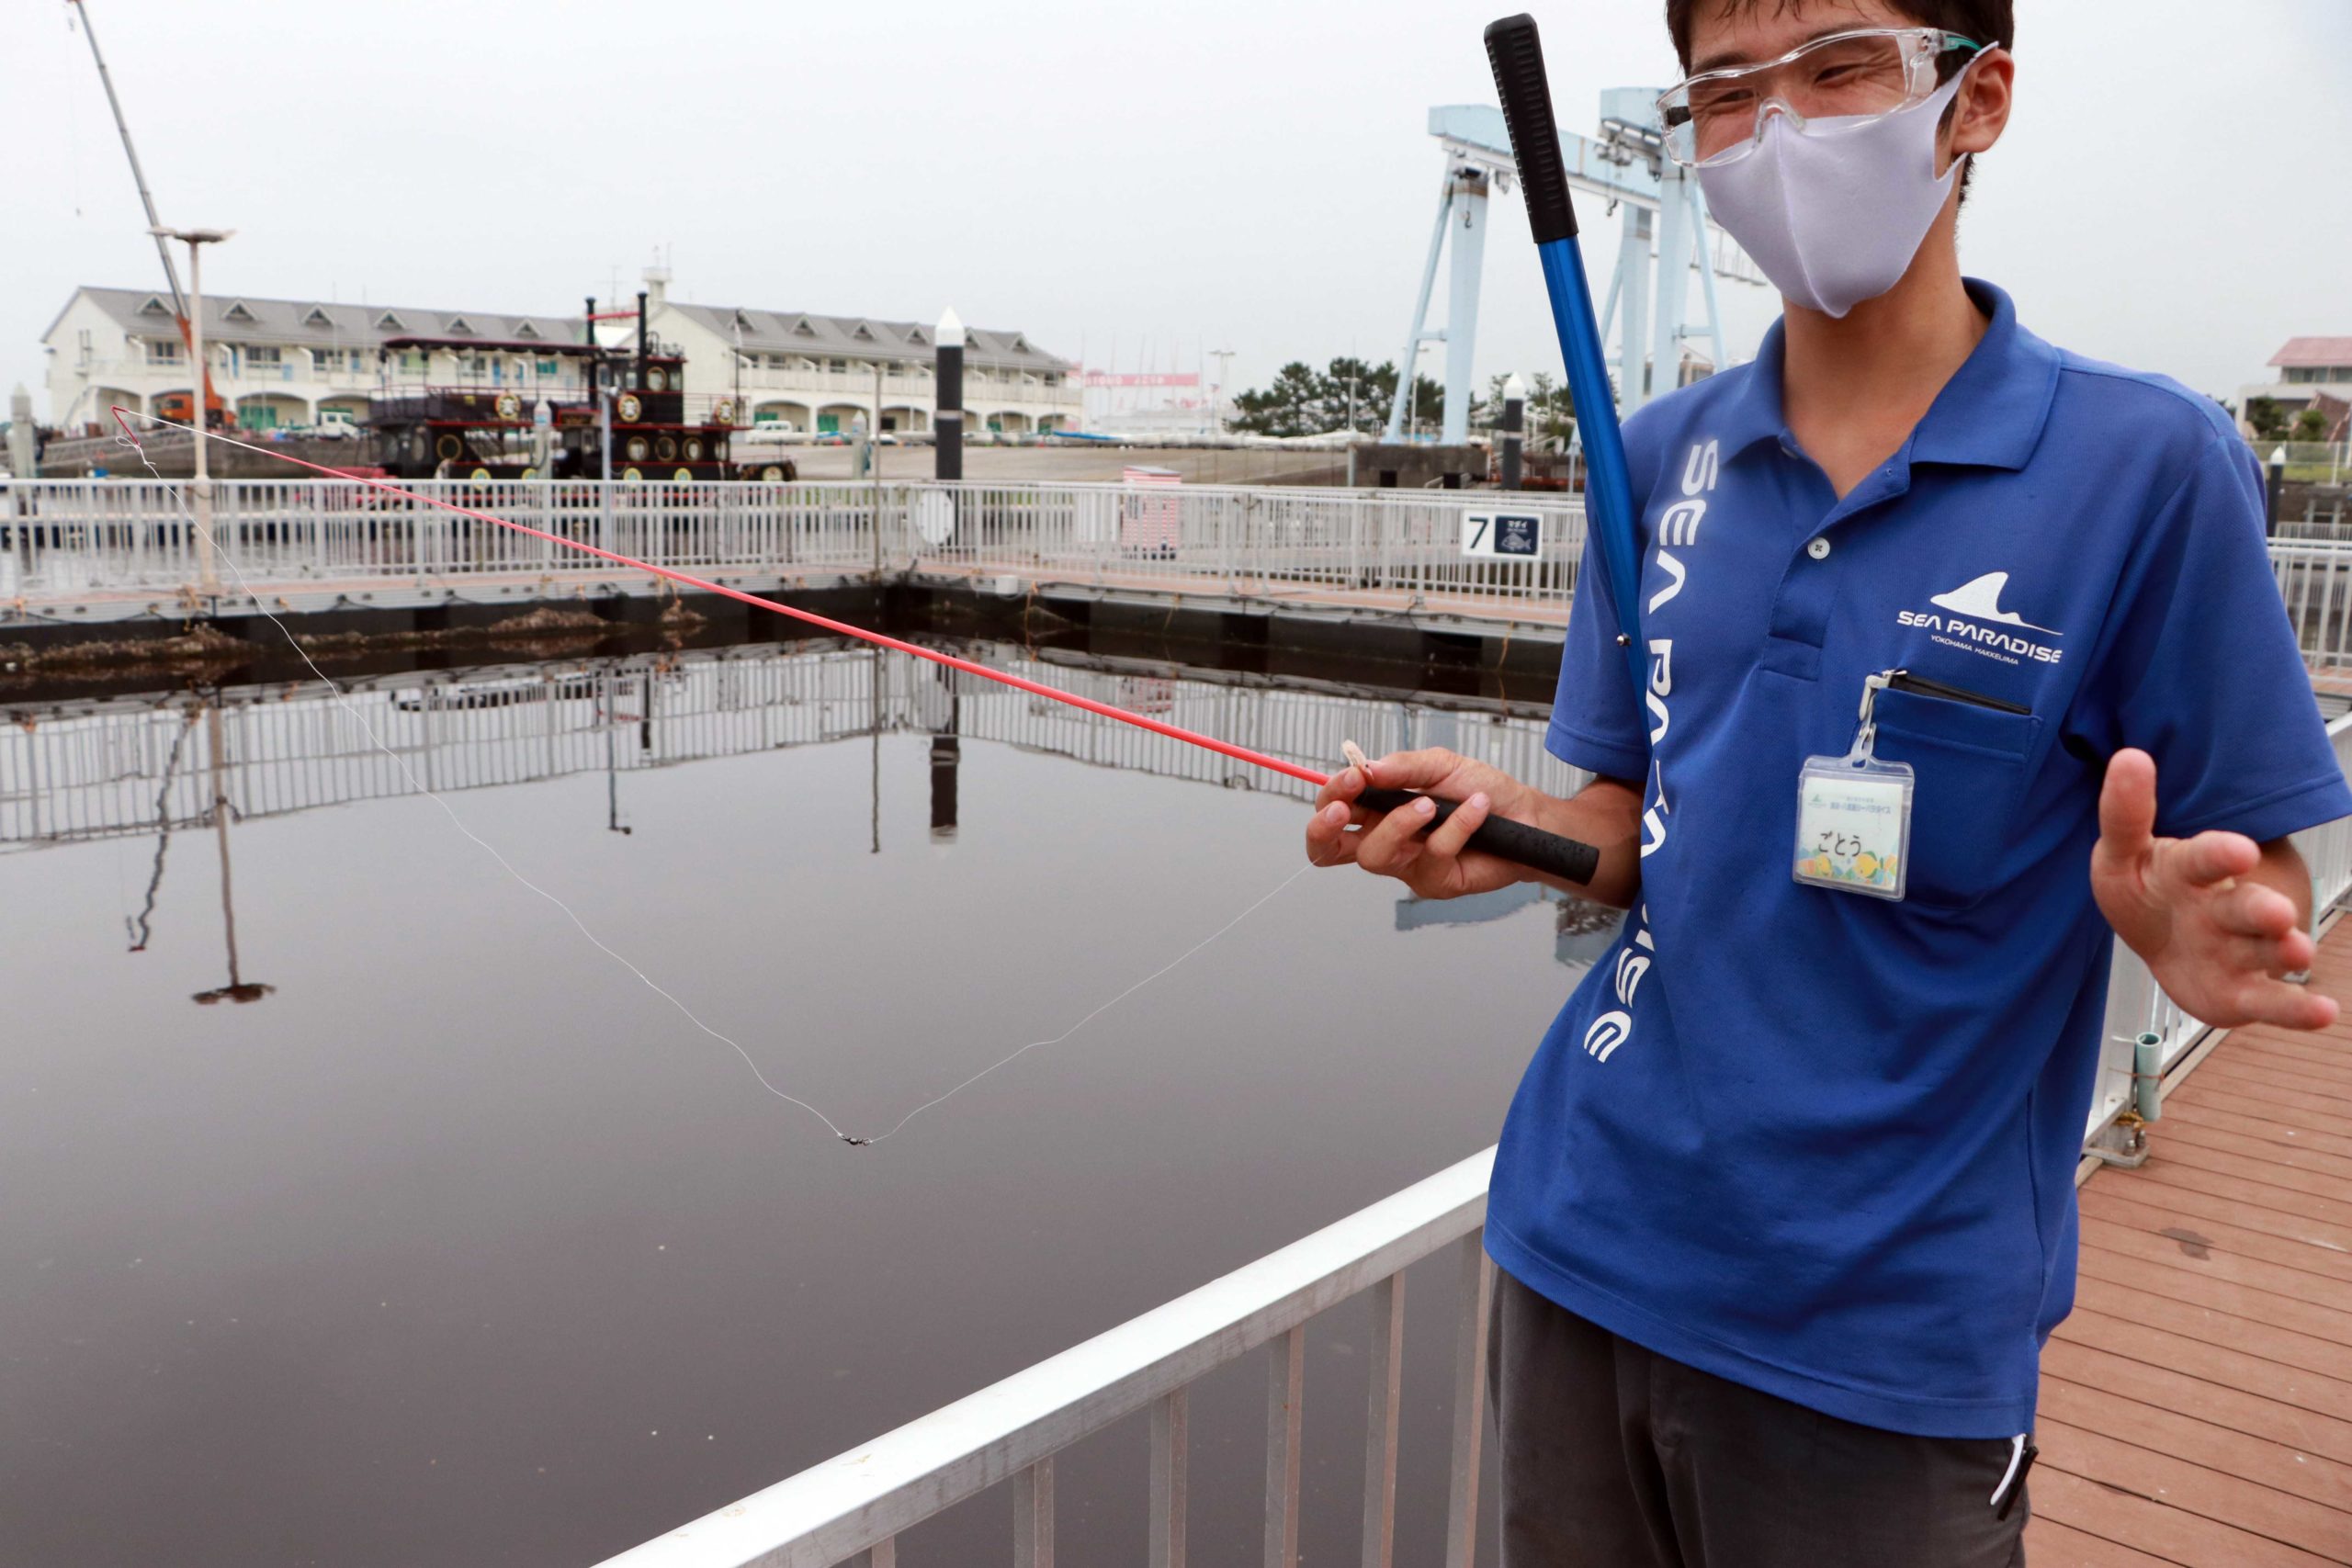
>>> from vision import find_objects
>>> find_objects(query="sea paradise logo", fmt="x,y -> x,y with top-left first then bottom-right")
1897,571 -> 2064,666
1584,438 -> 1718,1068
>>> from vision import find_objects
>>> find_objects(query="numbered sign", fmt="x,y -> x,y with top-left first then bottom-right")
1462,512 -> 1542,560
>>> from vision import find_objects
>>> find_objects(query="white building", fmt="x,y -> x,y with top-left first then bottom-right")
41,287 -> 585,433
634,271 -> 1080,436
43,276 -> 1083,439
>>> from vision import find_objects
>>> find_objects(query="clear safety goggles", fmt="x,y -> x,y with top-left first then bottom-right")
1657,27 -> 1985,168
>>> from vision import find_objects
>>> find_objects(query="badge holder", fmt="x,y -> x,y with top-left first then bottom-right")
1794,671 -> 1914,901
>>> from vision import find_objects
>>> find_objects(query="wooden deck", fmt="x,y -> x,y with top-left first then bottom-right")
2026,924 -> 2352,1565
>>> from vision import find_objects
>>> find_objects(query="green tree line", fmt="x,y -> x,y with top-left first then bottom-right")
1229,357 -> 1584,447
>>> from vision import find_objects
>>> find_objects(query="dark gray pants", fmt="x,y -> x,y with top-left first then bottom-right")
1489,1268 -> 2030,1568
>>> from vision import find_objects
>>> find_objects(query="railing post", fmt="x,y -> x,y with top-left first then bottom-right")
854,1540 -> 896,1568
1360,1271 -> 1405,1568
1442,1234 -> 1494,1568
1150,1387 -> 1188,1568
1013,1457 -> 1054,1568
1265,1323 -> 1305,1568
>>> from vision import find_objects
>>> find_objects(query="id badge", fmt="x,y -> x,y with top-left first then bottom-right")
1793,672 -> 1914,902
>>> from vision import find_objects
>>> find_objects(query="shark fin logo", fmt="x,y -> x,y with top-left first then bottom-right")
1929,572 -> 2061,637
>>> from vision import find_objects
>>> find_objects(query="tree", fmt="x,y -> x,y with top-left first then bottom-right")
1228,357 -> 1444,438
1229,362 -> 1323,438
2245,396 -> 2291,444
2293,407 -> 2331,443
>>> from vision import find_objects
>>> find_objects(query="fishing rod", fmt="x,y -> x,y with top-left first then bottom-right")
1484,14 -> 1648,700
107,409 -> 1601,885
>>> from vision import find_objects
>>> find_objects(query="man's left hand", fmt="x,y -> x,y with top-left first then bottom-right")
2092,748 -> 2336,1032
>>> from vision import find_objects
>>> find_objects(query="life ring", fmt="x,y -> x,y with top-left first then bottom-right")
647,367 -> 669,391
469,467 -> 492,481
655,435 -> 678,461
435,433 -> 464,461
673,467 -> 692,483
712,399 -> 736,425
683,436 -> 704,460
494,391 -> 521,420
625,436 -> 650,461
760,464 -> 785,481
621,467 -> 643,483
520,466 -> 537,479
618,393 -> 643,422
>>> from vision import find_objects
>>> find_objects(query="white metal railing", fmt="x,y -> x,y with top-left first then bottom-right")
17,477 -> 2352,654
597,1148 -> 1498,1568
601,726 -> 2352,1568
0,479 -> 1587,617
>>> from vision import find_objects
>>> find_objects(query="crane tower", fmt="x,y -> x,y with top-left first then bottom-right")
1385,91 -> 1766,444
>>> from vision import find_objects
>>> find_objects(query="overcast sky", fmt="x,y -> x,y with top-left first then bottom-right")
7,0 -> 2348,417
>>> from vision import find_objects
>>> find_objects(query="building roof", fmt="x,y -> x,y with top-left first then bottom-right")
662,302 -> 1069,373
2271,337 -> 2352,369
56,287 -> 584,351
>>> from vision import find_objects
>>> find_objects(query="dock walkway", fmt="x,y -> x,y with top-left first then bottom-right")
2030,922 -> 2352,1565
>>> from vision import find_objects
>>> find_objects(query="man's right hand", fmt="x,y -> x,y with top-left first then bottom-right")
1304,748 -> 1544,900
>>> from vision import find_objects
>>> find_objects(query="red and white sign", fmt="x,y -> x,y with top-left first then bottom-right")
1081,371 -> 1202,389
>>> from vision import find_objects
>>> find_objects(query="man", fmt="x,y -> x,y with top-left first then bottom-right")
1306,2 -> 2352,1562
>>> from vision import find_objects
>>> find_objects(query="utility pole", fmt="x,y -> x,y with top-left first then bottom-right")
1207,348 -> 1237,436
153,226 -> 233,594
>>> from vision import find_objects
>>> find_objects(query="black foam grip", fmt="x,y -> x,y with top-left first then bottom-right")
1359,786 -> 1601,886
1484,14 -> 1578,244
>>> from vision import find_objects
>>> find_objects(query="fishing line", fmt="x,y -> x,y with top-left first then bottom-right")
101,409 -> 1601,886
125,705 -> 195,951
109,414 -> 1317,1146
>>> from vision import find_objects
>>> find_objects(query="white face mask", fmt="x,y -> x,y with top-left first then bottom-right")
1696,71 -> 1969,320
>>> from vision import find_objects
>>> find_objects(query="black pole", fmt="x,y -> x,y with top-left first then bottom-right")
635,290 -> 650,389
583,296 -> 598,402
935,309 -> 964,482
930,730 -> 960,842
1500,378 -> 1526,491
2267,447 -> 2287,538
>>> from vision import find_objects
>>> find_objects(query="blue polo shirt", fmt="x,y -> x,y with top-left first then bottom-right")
1487,281 -> 2352,1439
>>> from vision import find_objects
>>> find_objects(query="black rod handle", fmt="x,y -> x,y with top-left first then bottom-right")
1484,13 -> 1579,243
1359,786 -> 1601,886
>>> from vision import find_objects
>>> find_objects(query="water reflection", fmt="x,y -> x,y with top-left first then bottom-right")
0,631 -> 1614,1567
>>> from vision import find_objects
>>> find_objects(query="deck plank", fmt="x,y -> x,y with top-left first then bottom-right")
2078,1188 -> 2352,1289
2149,1119 -> 2352,1183
2070,1276 -> 2352,1386
2088,1222 -> 2352,1316
2051,917 -> 2352,1562
2029,1465 -> 2342,1567
2036,1418 -> 2351,1561
2078,1237 -> 2352,1342
2040,1339 -> 2352,1470
2039,1377 -> 2352,1514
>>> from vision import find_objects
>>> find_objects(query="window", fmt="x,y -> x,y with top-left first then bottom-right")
376,311 -> 406,332
148,338 -> 183,365
222,300 -> 256,323
447,317 -> 476,335
516,321 -> 541,340
77,328 -> 92,366
137,295 -> 170,317
301,307 -> 334,329
246,345 -> 282,367
537,358 -> 559,376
